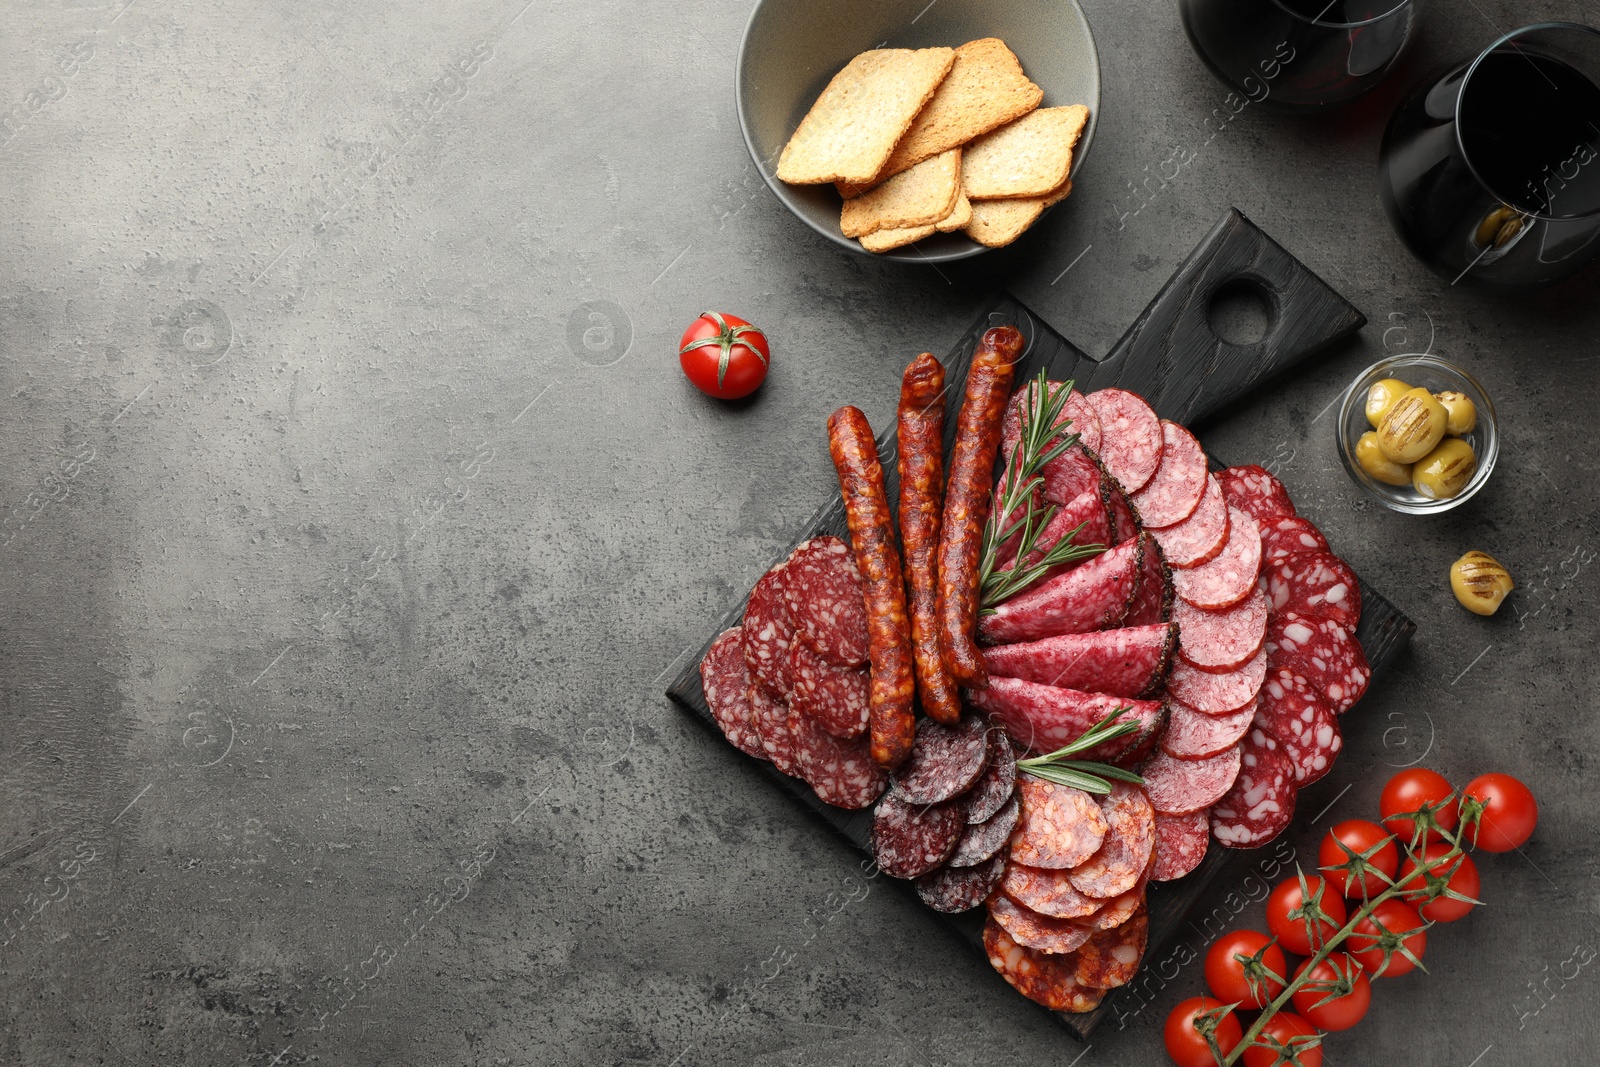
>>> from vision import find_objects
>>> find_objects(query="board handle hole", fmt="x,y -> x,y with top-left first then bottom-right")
1207,278 -> 1276,346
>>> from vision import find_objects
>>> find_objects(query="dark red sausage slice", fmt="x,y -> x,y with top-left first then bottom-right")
963,728 -> 1019,824
1210,727 -> 1297,848
890,717 -> 990,805
1150,809 -> 1211,881
1265,612 -> 1371,713
782,537 -> 870,668
1086,388 -> 1163,493
789,705 -> 886,809
1132,421 -> 1208,528
742,565 -> 795,697
1173,587 -> 1269,673
870,792 -> 965,878
978,538 -> 1143,644
701,628 -> 768,761
915,852 -> 1006,913
1262,550 -> 1362,630
748,685 -> 804,776
948,792 -> 1021,867
1255,669 -> 1343,786
788,640 -> 869,739
981,623 -> 1177,699
1259,515 -> 1330,564
1217,465 -> 1296,524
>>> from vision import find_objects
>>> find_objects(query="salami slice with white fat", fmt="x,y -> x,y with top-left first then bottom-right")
1063,389 -> 1103,454
1082,863 -> 1150,929
981,624 -> 1176,699
1010,777 -> 1109,869
871,791 -> 965,878
1259,515 -> 1331,564
984,918 -> 1106,1012
1218,465 -> 1296,525
787,641 -> 870,739
1167,647 -> 1267,714
966,677 -> 1165,758
782,537 -> 870,668
1001,861 -> 1104,919
788,705 -> 885,809
1043,446 -> 1104,508
1265,612 -> 1371,714
1263,550 -> 1362,630
1160,697 -> 1256,760
988,892 -> 1096,954
1210,727 -> 1297,848
1086,389 -> 1164,494
1073,907 -> 1148,989
748,685 -> 804,776
1139,745 -> 1242,815
1174,508 -> 1262,611
1152,474 -> 1230,569
1067,782 -> 1156,899
1124,532 -> 1173,626
1132,422 -> 1208,528
1255,669 -> 1343,786
979,538 -> 1143,644
890,717 -> 990,804
1173,587 -> 1269,673
996,488 -> 1112,572
701,628 -> 768,761
742,565 -> 795,697
963,729 -> 1019,824
1150,809 -> 1211,881
949,792 -> 1021,867
916,852 -> 1005,913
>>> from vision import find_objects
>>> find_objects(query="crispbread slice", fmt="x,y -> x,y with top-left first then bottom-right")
837,38 -> 1042,197
961,105 -> 1089,200
860,223 -> 938,253
964,178 -> 1072,248
840,149 -> 961,237
777,48 -> 956,185
936,189 -> 973,233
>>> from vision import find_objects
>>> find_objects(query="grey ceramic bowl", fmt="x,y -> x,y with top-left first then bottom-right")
737,0 -> 1101,263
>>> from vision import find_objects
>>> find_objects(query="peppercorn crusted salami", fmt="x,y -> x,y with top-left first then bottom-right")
963,728 -> 1018,824
1001,861 -> 1105,919
1210,726 -> 1297,848
916,852 -> 1005,913
1124,532 -> 1173,626
1259,515 -> 1331,564
978,537 -> 1143,644
1010,777 -> 1109,869
1265,612 -> 1371,713
783,537 -> 871,668
742,565 -> 795,697
1132,421 -> 1208,528
1073,906 -> 1148,989
965,677 -> 1166,758
1167,647 -> 1267,714
949,792 -> 1021,867
1043,444 -> 1105,510
989,892 -> 1096,954
1160,698 -> 1256,761
1173,587 -> 1269,674
1262,550 -> 1362,630
1150,808 -> 1211,881
996,487 -> 1113,574
1152,474 -> 1230,569
1255,668 -> 1342,786
1218,465 -> 1296,524
890,717 -> 990,805
788,704 -> 886,809
870,791 -> 965,878
701,628 -> 768,761
1087,388 -> 1164,494
1173,507 -> 1262,611
748,685 -> 804,777
1139,745 -> 1242,816
984,918 -> 1107,1012
981,623 -> 1177,699
1067,782 -> 1156,899
788,641 -> 869,739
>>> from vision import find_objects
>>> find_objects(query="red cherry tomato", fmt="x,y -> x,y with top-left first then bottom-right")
1291,953 -> 1371,1032
1267,875 -> 1349,956
1462,772 -> 1538,852
1241,1011 -> 1323,1067
1397,842 -> 1481,922
678,312 -> 770,399
1380,767 -> 1459,846
1164,996 -> 1242,1067
1318,819 -> 1399,900
1205,929 -> 1287,1009
1347,898 -> 1428,977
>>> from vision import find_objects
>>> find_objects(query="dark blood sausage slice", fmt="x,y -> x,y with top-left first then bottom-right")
949,793 -> 1021,867
748,685 -> 804,777
783,537 -> 870,668
1139,745 -> 1242,816
890,717 -> 990,805
1218,465 -> 1296,525
1265,611 -> 1371,714
1086,388 -> 1164,494
938,327 -> 1023,690
1151,809 -> 1211,882
964,729 -> 1019,824
1211,727 -> 1298,848
898,353 -> 962,726
916,852 -> 1005,913
789,705 -> 886,809
1067,782 -> 1156,898
742,565 -> 795,697
870,791 -> 965,878
978,538 -> 1142,645
1160,698 -> 1256,761
1259,515 -> 1331,564
1167,647 -> 1267,715
1256,669 -> 1343,786
701,628 -> 768,761
1263,550 -> 1362,630
1001,861 -> 1104,919
1132,421 -> 1209,528
966,677 -> 1165,758
1073,906 -> 1149,989
1010,777 -> 1109,869
984,918 -> 1106,1012
788,641 -> 869,739
981,623 -> 1177,699
1124,532 -> 1173,627
1174,507 -> 1262,611
1153,473 -> 1230,569
1173,587 -> 1269,674
989,892 -> 1096,954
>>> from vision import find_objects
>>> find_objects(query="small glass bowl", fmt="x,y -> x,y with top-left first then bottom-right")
1336,354 -> 1498,514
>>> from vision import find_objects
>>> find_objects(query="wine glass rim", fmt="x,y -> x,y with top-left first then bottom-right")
1454,20 -> 1600,222
1264,0 -> 1414,29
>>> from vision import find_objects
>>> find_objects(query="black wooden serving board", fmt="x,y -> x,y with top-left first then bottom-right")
666,208 -> 1417,1041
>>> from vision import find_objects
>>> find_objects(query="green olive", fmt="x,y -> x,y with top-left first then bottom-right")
1365,378 -> 1412,429
1355,431 -> 1412,486
1451,551 -> 1512,616
1412,437 -> 1478,499
1434,390 -> 1477,436
1377,387 -> 1447,464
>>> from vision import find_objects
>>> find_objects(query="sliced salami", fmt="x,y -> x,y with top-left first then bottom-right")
967,677 -> 1165,758
1132,422 -> 1208,528
950,793 -> 1021,868
981,624 -> 1177,700
1173,507 -> 1262,611
788,705 -> 886,809
988,892 -> 1095,954
1105,478 -> 1142,544
1086,388 -> 1163,493
1160,698 -> 1256,761
984,918 -> 1106,1012
782,537 -> 870,668
1210,727 -> 1298,848
1263,550 -> 1362,630
1259,515 -> 1331,564
1167,647 -> 1267,715
979,538 -> 1143,645
1153,474 -> 1230,569
788,641 -> 870,739
701,628 -> 768,761
1265,612 -> 1371,714
1123,532 -> 1173,626
1067,782 -> 1156,898
1139,745 -> 1242,816
996,488 -> 1112,572
742,565 -> 795,697
1256,669 -> 1343,786
1173,587 -> 1269,674
1062,388 -> 1103,454
870,792 -> 965,878
890,717 -> 990,804
1010,777 -> 1109,869
748,685 -> 804,776
916,852 -> 1006,914
1043,445 -> 1104,508
1001,861 -> 1104,919
1111,721 -> 1162,770
964,729 -> 1018,824
1151,809 -> 1211,882
1083,866 -> 1149,930
1218,465 -> 1296,524
1073,906 -> 1149,989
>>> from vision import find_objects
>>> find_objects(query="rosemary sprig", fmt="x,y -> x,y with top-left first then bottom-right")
1015,708 -> 1145,794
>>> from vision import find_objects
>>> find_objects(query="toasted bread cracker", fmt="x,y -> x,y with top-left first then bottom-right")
860,223 -> 939,253
840,149 -> 961,237
964,178 -> 1072,248
837,38 -> 1042,197
961,105 -> 1089,200
777,48 -> 956,185
936,189 -> 973,232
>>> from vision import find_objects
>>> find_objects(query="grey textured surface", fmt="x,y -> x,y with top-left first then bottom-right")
0,2 -> 1595,1066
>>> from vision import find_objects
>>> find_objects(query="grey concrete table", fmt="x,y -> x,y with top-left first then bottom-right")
2,1 -> 1596,1065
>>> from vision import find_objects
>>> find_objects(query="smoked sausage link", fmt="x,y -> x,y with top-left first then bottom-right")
828,405 -> 916,771
937,326 -> 1024,689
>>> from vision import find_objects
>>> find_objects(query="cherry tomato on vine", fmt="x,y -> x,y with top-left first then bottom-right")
1164,996 -> 1242,1067
1318,819 -> 1399,900
678,312 -> 770,399
1241,1011 -> 1323,1067
1346,898 -> 1428,977
1463,772 -> 1538,852
1397,842 -> 1480,922
1266,875 -> 1348,956
1291,953 -> 1371,1031
1380,767 -> 1459,845
1205,929 -> 1287,1009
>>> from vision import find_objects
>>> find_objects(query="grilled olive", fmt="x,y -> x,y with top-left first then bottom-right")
1450,551 -> 1513,616
1377,387 -> 1447,464
1365,378 -> 1412,429
1355,431 -> 1412,486
1434,390 -> 1477,436
1412,438 -> 1478,499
